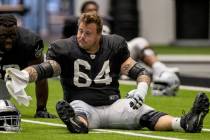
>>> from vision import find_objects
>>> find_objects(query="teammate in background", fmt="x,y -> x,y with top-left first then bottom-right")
62,1 -> 113,39
0,14 -> 56,118
6,12 -> 209,134
62,0 -> 180,96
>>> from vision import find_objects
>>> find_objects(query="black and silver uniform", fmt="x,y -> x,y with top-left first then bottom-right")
47,34 -> 129,106
0,27 -> 44,80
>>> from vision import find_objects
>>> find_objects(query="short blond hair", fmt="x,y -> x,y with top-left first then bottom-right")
78,12 -> 103,34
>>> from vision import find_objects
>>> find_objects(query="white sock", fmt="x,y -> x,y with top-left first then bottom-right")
171,117 -> 184,131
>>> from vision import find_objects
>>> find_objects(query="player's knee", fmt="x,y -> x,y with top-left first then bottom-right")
129,37 -> 149,50
141,48 -> 155,59
128,38 -> 155,60
139,111 -> 167,130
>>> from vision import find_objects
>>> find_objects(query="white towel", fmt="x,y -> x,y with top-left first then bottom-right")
5,68 -> 32,106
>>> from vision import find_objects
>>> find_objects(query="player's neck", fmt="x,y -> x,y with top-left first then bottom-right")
89,45 -> 100,54
86,40 -> 100,54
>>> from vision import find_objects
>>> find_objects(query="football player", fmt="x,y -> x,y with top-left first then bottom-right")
126,37 -> 180,96
6,12 -> 209,133
62,0 -> 180,96
0,14 -> 56,118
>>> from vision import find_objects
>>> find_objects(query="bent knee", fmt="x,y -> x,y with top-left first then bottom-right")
139,110 -> 167,130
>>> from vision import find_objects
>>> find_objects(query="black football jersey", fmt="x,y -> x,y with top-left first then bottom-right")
0,27 -> 44,80
47,34 -> 130,106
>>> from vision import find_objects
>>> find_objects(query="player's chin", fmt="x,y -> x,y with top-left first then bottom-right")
78,43 -> 86,49
4,44 -> 13,51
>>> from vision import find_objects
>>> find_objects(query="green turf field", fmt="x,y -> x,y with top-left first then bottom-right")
0,79 -> 209,140
152,45 -> 210,55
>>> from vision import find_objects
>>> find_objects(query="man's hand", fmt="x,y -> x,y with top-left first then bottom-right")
127,89 -> 144,109
126,82 -> 149,109
5,68 -> 32,106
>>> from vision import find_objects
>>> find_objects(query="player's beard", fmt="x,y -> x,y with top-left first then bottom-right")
79,44 -> 93,53
4,43 -> 13,51
78,41 -> 88,51
78,40 -> 99,53
4,39 -> 14,51
77,40 -> 86,48
77,34 -> 101,53
0,40 -> 14,52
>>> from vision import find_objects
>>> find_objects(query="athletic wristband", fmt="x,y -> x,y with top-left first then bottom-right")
137,82 -> 149,100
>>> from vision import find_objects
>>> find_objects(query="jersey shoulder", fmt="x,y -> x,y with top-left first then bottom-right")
49,36 -> 75,51
15,27 -> 44,59
105,34 -> 125,42
102,34 -> 130,63
48,36 -> 77,57
16,27 -> 42,47
102,34 -> 128,52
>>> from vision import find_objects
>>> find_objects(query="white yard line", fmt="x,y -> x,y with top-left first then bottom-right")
22,119 -> 185,140
202,128 -> 210,132
94,129 -> 185,140
180,85 -> 210,92
22,119 -> 66,127
0,131 -> 15,133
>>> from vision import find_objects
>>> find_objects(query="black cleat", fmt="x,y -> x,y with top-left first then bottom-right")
34,108 -> 57,118
181,92 -> 209,133
56,100 -> 88,133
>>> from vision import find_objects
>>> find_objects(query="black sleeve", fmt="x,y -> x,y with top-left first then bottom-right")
117,37 -> 130,65
46,40 -> 67,65
120,40 -> 130,62
33,38 -> 44,59
46,43 -> 59,61
17,27 -> 44,61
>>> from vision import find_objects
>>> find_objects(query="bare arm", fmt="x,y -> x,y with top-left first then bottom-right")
122,57 -> 151,109
24,60 -> 61,82
26,59 -> 61,112
27,56 -> 49,109
120,57 -> 151,85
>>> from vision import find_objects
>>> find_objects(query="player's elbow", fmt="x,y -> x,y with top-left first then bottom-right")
128,62 -> 152,80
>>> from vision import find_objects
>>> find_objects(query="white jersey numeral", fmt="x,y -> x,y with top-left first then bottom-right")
74,59 -> 92,87
73,59 -> 112,87
94,60 -> 112,85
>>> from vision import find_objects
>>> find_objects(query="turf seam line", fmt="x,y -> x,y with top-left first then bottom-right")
22,119 -> 185,140
119,80 -> 210,92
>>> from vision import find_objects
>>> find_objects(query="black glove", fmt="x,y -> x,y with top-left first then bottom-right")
126,89 -> 144,110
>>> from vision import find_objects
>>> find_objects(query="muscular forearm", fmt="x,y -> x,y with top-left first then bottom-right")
127,62 -> 152,83
24,66 -> 38,82
121,57 -> 152,83
24,60 -> 61,82
136,75 -> 151,85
